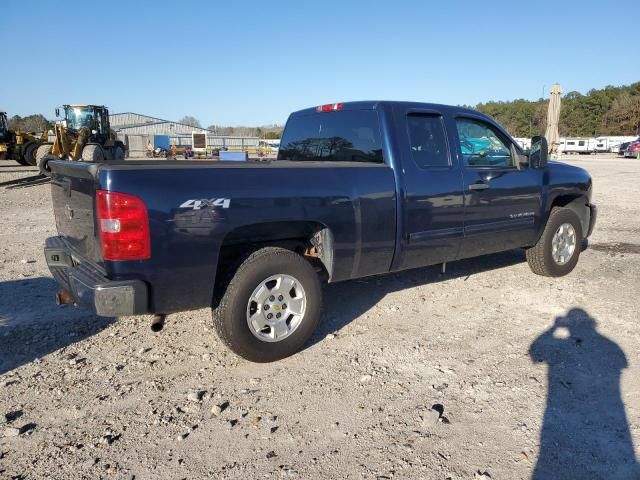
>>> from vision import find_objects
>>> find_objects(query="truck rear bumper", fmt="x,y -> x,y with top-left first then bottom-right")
44,237 -> 148,317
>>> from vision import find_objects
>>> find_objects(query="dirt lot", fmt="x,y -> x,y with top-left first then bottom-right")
1,155 -> 639,479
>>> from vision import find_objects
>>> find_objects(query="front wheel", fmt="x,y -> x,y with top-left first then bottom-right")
212,247 -> 322,362
526,207 -> 583,277
81,144 -> 105,162
36,144 -> 53,176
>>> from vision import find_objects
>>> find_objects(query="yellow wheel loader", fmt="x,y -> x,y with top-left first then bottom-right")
0,111 -> 48,166
36,105 -> 126,176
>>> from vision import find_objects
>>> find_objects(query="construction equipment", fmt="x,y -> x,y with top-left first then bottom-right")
0,112 -> 10,161
36,105 -> 126,176
0,111 -> 48,166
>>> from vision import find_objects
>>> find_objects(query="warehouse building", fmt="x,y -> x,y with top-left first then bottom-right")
110,112 -> 259,156
110,112 -> 209,135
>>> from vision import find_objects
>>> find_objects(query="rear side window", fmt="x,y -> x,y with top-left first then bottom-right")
278,110 -> 383,163
406,114 -> 450,168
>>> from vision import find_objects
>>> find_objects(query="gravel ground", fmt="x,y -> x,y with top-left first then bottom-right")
0,155 -> 639,479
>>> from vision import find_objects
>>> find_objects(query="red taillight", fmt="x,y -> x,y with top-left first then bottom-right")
96,190 -> 150,261
316,102 -> 344,112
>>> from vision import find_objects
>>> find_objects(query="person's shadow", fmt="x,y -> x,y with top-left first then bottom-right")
529,308 -> 639,479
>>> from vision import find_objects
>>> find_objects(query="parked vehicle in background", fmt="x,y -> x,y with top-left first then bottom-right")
0,111 -> 48,166
560,137 -> 596,154
177,146 -> 194,159
624,141 -> 640,158
44,101 -> 597,362
594,138 -> 612,153
618,141 -> 632,155
146,146 -> 168,158
36,104 -> 126,176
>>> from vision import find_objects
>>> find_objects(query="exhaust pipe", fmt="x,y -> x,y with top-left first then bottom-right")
150,314 -> 166,332
56,289 -> 76,306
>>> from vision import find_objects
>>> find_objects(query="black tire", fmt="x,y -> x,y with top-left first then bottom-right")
212,247 -> 322,362
526,207 -> 583,277
21,142 -> 37,166
112,145 -> 125,160
15,155 -> 30,166
81,144 -> 104,162
36,144 -> 53,177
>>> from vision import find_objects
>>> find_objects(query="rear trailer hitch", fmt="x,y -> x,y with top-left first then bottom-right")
55,289 -> 76,306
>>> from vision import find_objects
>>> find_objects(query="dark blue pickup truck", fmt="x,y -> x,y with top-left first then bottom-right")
44,101 -> 597,362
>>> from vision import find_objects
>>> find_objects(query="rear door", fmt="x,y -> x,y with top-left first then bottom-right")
454,115 -> 543,258
392,107 -> 465,271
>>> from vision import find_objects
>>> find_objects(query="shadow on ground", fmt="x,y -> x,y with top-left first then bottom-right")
0,277 -> 114,375
530,308 -> 639,479
0,174 -> 48,188
310,248 -> 526,345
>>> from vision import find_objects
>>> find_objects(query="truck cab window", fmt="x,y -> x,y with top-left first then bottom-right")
406,114 -> 450,168
455,117 -> 513,168
278,110 -> 383,163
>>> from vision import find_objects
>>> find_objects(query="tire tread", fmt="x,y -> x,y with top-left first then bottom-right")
526,207 -> 582,277
212,247 -> 320,362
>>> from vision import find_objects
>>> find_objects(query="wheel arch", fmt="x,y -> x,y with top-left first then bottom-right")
213,220 -> 334,305
547,194 -> 591,238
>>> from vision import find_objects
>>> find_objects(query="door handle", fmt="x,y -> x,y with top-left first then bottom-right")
469,182 -> 489,191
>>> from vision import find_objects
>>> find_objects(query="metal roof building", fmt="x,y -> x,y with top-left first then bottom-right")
110,112 -> 260,155
110,112 -> 209,135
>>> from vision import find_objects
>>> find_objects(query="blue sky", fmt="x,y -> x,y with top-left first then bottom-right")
2,0 -> 638,126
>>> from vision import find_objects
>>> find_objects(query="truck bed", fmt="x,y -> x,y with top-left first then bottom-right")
48,158 -> 397,313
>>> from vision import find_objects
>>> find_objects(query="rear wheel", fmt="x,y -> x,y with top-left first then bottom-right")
81,144 -> 104,162
526,207 -> 583,277
21,142 -> 38,166
112,145 -> 125,160
212,247 -> 322,362
15,155 -> 30,166
36,144 -> 53,177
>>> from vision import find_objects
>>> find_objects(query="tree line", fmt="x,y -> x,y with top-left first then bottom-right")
6,112 -> 284,139
178,116 -> 283,139
474,82 -> 640,138
9,82 -> 639,139
7,114 -> 52,133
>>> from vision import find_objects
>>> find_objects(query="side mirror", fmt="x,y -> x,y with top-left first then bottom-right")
55,108 -> 60,117
529,135 -> 548,168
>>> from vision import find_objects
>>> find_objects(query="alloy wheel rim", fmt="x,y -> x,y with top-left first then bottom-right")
551,222 -> 577,265
246,274 -> 306,342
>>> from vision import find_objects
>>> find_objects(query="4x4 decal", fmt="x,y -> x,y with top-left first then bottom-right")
179,198 -> 231,210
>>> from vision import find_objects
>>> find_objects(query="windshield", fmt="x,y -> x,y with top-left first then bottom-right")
64,106 -> 95,130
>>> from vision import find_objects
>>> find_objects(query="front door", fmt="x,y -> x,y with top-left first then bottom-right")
393,109 -> 465,271
455,116 -> 543,259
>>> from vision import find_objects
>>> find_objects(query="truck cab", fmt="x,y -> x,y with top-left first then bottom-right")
278,102 -> 593,273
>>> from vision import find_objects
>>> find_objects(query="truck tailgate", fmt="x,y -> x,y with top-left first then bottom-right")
49,161 -> 103,266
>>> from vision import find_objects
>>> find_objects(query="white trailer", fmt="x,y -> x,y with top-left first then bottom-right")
559,138 -> 597,154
